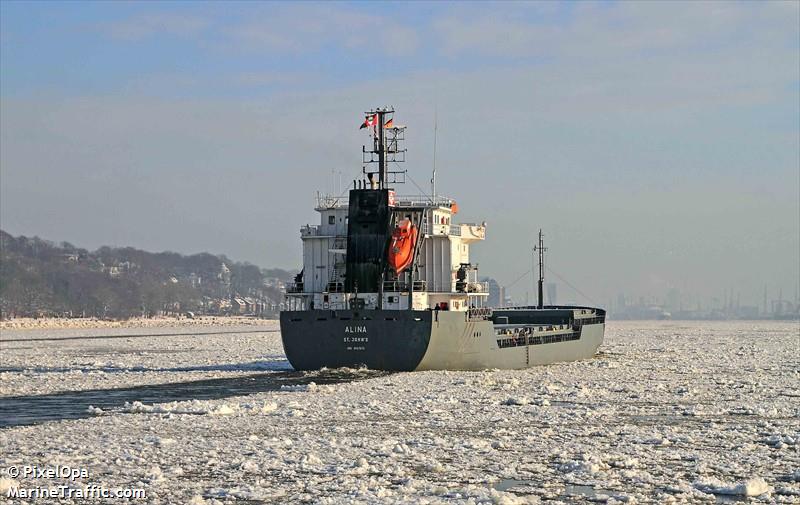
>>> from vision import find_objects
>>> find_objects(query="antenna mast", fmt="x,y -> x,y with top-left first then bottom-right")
362,107 -> 406,188
534,229 -> 547,309
377,110 -> 387,185
431,107 -> 438,198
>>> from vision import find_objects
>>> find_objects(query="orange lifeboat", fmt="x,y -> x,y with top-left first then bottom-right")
388,218 -> 418,274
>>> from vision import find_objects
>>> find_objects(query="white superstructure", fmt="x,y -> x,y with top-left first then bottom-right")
289,192 -> 489,313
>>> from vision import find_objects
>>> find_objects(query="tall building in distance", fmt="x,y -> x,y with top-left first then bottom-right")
484,278 -> 502,307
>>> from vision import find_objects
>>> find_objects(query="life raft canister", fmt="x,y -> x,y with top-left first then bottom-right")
387,218 -> 418,274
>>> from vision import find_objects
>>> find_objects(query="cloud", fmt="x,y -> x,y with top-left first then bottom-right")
222,4 -> 419,56
433,1 -> 799,64
100,12 -> 210,41
434,14 -> 558,58
380,25 -> 420,57
95,4 -> 420,58
231,71 -> 308,88
426,1 -> 798,122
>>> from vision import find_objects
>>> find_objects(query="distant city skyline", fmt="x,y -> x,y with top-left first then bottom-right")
2,1 -> 798,309
484,270 -> 799,319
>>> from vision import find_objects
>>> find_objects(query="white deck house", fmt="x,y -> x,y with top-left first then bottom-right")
288,193 -> 488,312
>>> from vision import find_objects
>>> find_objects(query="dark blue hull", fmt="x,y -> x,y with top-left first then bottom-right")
280,309 -> 433,371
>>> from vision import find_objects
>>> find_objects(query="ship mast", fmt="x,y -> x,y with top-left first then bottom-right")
431,107 -> 438,198
377,109 -> 387,186
534,229 -> 547,309
362,107 -> 406,188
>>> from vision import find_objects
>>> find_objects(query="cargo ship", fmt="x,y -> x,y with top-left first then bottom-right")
280,108 -> 605,371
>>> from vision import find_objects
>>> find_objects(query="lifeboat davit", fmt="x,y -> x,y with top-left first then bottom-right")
388,218 -> 418,274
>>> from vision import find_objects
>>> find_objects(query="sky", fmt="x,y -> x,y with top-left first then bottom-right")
1,1 -> 798,308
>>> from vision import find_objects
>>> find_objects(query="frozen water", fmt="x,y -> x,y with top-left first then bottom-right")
0,323 -> 287,397
0,320 -> 798,503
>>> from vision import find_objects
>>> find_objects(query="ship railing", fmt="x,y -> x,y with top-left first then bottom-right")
382,281 -> 408,292
313,194 -> 455,210
470,281 -> 489,293
315,194 -> 348,209
393,195 -> 455,208
468,307 -> 493,321
382,280 -> 427,292
325,282 -> 345,293
421,222 -> 486,239
300,225 -> 319,236
422,222 -> 460,237
286,282 -> 304,293
455,281 -> 489,294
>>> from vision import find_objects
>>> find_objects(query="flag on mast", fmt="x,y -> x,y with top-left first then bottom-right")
359,114 -> 378,129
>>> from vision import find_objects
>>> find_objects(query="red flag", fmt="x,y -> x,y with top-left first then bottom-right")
359,114 -> 377,129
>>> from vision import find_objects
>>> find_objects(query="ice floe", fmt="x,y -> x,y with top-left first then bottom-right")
0,320 -> 797,503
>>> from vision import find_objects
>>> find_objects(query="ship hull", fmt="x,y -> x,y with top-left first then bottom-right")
280,307 -> 605,371
280,309 -> 433,371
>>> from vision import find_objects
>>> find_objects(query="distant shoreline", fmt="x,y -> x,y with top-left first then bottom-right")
3,316 -> 794,332
0,316 -> 276,331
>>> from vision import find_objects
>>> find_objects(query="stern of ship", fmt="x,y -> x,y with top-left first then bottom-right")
280,309 -> 433,371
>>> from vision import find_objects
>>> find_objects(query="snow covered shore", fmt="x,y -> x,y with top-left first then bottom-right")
0,321 -> 798,503
0,316 -> 272,331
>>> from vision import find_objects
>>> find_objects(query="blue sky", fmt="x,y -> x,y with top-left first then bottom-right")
1,1 -> 590,98
1,1 -> 798,307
